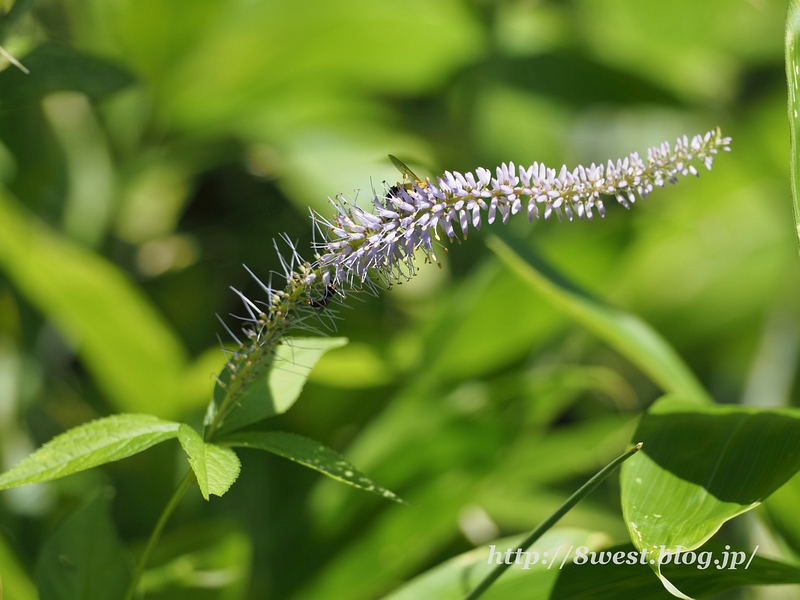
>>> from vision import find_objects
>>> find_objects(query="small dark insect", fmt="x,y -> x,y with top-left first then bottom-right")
308,284 -> 336,308
386,154 -> 426,198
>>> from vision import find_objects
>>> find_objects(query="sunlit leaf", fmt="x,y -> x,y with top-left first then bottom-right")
0,414 -> 180,490
487,233 -> 711,404
763,470 -> 800,556
0,189 -> 210,417
786,0 -> 800,255
620,396 -> 800,597
0,532 -> 37,600
210,337 -> 347,437
385,534 -> 800,600
221,431 -> 403,503
178,424 -> 241,500
35,490 -> 131,600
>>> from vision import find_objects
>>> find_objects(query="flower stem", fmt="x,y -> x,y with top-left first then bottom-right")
123,469 -> 196,600
462,442 -> 643,600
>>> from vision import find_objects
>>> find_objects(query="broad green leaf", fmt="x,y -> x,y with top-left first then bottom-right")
762,470 -> 800,557
620,396 -> 800,598
384,529 -> 605,600
0,188 -> 215,417
0,43 -> 135,110
0,414 -> 180,490
221,431 -> 404,503
787,0 -> 800,255
138,520 -> 251,600
549,542 -> 800,599
35,490 -> 130,600
487,233 -> 711,404
178,424 -> 241,500
210,336 -> 347,436
0,532 -> 37,600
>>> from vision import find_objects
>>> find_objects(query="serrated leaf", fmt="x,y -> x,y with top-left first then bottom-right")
786,0 -> 800,254
35,490 -> 130,600
0,414 -> 181,490
178,424 -> 241,500
620,396 -> 800,598
221,431 -> 404,503
211,336 -> 347,436
487,233 -> 711,404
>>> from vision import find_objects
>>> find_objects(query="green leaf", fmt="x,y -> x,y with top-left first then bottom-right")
487,233 -> 711,404
787,0 -> 800,255
35,490 -> 131,600
178,424 -> 241,500
763,470 -> 800,556
620,396 -> 800,597
0,414 -> 181,490
221,431 -> 404,503
138,520 -> 252,599
386,535 -> 800,600
384,529 -> 604,600
549,542 -> 800,599
0,0 -> 35,37
0,188 -> 213,417
0,532 -> 37,600
211,336 -> 347,436
0,43 -> 135,110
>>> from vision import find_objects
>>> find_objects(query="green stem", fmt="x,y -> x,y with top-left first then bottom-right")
123,469 -> 196,600
462,442 -> 643,600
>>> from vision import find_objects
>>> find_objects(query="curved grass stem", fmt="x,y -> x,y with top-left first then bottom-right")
462,442 -> 643,600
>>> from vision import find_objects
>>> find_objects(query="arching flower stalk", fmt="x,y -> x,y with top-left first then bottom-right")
206,127 -> 731,437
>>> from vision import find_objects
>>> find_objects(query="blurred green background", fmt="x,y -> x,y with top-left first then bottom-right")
0,0 -> 797,598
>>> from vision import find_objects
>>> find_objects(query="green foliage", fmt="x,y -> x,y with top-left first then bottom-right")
0,414 -> 181,490
210,337 -> 348,436
221,431 -> 404,503
388,533 -> 800,600
35,490 -> 131,600
0,189 -> 220,417
0,0 -> 797,599
0,532 -> 37,600
384,529 -> 602,600
621,396 -> 800,596
622,397 -> 800,552
138,521 -> 252,600
178,425 -> 240,500
487,234 -> 711,404
0,43 -> 135,110
550,542 -> 800,599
